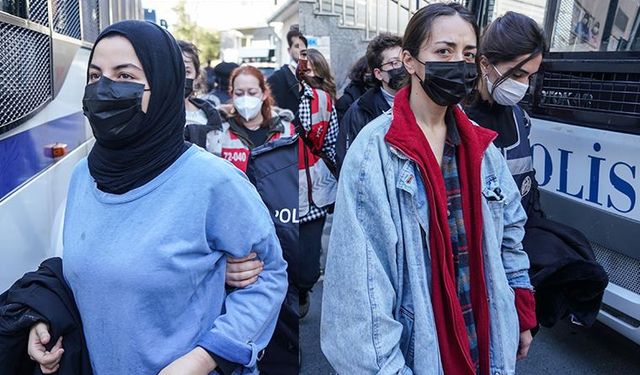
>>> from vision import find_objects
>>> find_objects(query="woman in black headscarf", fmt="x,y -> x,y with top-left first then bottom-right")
26,20 -> 287,375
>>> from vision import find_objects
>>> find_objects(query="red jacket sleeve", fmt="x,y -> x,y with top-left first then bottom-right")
514,288 -> 537,332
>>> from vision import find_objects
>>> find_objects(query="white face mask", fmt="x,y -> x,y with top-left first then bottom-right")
234,95 -> 263,121
486,65 -> 530,106
290,59 -> 298,69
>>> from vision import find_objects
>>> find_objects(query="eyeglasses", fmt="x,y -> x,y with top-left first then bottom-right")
380,60 -> 403,70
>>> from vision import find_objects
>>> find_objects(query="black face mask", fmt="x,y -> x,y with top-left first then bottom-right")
184,78 -> 194,98
414,59 -> 477,106
386,66 -> 408,91
82,76 -> 149,147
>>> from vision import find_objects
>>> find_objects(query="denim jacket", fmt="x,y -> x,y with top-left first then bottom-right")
321,110 -> 531,375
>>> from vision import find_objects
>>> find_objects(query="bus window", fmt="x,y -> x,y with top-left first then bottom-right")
2,0 -> 27,18
484,0 -> 549,26
550,0 -> 640,52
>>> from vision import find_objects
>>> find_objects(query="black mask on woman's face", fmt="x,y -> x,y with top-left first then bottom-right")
413,58 -> 477,106
82,76 -> 150,147
386,66 -> 409,91
184,78 -> 194,98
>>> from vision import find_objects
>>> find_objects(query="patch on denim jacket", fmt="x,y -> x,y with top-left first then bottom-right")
482,174 -> 505,202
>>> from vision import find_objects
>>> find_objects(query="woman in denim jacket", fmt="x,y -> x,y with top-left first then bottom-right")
321,4 -> 535,375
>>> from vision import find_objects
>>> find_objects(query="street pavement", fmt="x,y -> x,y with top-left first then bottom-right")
301,280 -> 640,375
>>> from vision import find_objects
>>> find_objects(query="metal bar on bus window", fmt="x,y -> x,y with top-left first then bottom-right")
0,12 -> 50,35
78,0 -> 85,42
600,0 -> 620,52
331,0 -> 335,14
543,0 -> 559,50
628,10 -> 640,51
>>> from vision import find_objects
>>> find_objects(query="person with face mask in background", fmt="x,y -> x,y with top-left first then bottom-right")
465,11 -> 545,211
178,40 -> 223,148
210,63 -> 338,374
321,4 -> 535,374
466,12 -> 608,332
26,20 -> 287,375
223,51 -> 340,322
208,66 -> 297,171
268,26 -> 307,113
206,65 -> 301,374
335,32 -> 407,174
303,49 -> 337,101
206,61 -> 240,106
335,55 -> 375,123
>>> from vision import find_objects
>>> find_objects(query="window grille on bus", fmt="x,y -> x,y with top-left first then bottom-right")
0,22 -> 52,132
52,0 -> 82,40
590,241 -> 640,295
81,0 -> 101,43
28,0 -> 49,27
538,71 -> 640,117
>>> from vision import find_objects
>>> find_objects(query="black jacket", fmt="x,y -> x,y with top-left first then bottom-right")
466,99 -> 608,329
245,136 -> 300,374
267,65 -> 300,114
246,135 -> 299,286
335,86 -> 390,174
335,81 -> 369,124
523,211 -> 609,328
0,258 -> 92,375
184,97 -> 223,147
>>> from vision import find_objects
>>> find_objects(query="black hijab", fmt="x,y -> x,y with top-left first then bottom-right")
86,20 -> 187,194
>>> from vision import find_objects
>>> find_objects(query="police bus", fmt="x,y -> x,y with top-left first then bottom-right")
486,0 -> 640,345
0,0 -> 142,290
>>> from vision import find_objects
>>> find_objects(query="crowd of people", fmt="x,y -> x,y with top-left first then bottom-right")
0,3 -> 608,375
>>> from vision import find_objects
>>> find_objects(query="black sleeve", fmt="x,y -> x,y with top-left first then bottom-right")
335,101 -> 365,175
335,92 -> 354,124
202,348 -> 241,375
267,72 -> 284,107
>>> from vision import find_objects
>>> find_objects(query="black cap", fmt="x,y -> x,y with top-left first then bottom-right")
213,62 -> 240,78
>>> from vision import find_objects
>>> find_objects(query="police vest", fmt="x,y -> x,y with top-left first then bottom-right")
501,105 -> 535,209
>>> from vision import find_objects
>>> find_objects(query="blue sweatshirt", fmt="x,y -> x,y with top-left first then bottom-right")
62,145 -> 287,374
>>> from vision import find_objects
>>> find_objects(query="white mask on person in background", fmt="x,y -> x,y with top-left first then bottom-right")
290,59 -> 298,69
486,65 -> 529,106
234,95 -> 263,121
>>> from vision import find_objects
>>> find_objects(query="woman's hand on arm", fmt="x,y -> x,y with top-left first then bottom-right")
28,322 -> 64,374
158,347 -> 217,375
225,252 -> 263,288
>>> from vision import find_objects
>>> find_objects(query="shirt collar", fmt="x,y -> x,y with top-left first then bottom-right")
445,108 -> 462,146
301,81 -> 314,99
380,86 -> 395,107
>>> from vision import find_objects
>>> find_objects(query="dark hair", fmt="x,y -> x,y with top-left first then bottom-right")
403,3 -> 479,60
480,11 -> 546,86
348,55 -> 370,84
286,26 -> 308,48
366,32 -> 403,70
177,40 -> 200,78
306,48 -> 337,100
